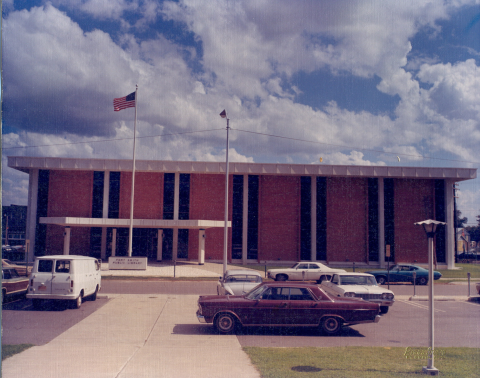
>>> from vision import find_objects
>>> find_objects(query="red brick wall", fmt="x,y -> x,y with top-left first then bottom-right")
188,174 -> 232,261
119,172 -> 163,219
46,171 -> 93,256
258,176 -> 300,262
326,177 -> 368,262
394,179 -> 434,263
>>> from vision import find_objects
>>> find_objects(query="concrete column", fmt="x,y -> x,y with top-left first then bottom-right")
100,171 -> 110,261
311,176 -> 317,261
242,174 -> 248,265
26,169 -> 39,262
445,180 -> 455,269
63,227 -> 71,255
173,172 -> 180,260
198,229 -> 206,265
378,178 -> 385,268
111,228 -> 117,257
157,229 -> 163,261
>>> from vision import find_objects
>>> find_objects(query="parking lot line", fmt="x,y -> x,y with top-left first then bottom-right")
397,299 -> 446,312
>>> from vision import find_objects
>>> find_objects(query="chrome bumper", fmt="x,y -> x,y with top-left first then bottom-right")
374,314 -> 381,323
196,313 -> 207,323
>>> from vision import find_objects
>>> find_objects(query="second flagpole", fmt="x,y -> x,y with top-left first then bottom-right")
128,85 -> 138,257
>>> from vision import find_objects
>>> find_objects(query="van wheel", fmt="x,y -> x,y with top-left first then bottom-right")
75,292 -> 83,309
90,286 -> 99,301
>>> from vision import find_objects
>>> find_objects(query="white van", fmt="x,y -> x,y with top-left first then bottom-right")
27,255 -> 101,309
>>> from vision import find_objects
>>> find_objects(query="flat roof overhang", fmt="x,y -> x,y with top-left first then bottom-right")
8,156 -> 477,181
39,217 -> 230,229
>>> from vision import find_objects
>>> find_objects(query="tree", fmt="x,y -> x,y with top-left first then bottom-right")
455,210 -> 468,229
465,211 -> 480,244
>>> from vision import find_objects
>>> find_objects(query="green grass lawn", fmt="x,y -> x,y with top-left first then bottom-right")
2,344 -> 35,361
243,346 -> 480,378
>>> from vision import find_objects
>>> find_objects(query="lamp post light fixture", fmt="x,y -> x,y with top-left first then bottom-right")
414,219 -> 446,376
220,109 -> 229,276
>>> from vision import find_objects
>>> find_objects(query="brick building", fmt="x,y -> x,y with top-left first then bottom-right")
8,156 -> 477,269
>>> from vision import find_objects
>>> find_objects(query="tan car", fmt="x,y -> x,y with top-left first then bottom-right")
2,268 -> 29,303
2,259 -> 32,276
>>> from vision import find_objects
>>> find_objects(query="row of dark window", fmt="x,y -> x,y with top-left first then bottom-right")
34,170 -> 446,263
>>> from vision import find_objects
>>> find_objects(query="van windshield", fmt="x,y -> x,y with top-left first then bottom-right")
55,260 -> 70,273
38,260 -> 53,273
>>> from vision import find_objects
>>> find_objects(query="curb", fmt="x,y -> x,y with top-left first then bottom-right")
408,295 -> 469,302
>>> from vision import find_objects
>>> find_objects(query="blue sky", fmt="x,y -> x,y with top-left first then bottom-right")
2,0 -> 480,225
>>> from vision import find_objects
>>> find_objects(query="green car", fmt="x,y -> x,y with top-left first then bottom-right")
366,264 -> 442,285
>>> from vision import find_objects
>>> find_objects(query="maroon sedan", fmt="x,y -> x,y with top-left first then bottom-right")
197,281 -> 381,335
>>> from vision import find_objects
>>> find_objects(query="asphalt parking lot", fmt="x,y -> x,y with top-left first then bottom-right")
3,282 -> 479,349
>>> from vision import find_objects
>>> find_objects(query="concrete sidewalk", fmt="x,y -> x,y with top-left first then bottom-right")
100,260 -> 247,278
2,294 -> 261,378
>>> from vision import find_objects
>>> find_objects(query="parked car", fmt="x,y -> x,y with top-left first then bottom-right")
27,255 -> 101,309
267,262 -> 346,282
2,259 -> 32,276
217,269 -> 263,296
366,264 -> 441,285
2,268 -> 29,303
197,281 -> 381,335
320,272 -> 394,314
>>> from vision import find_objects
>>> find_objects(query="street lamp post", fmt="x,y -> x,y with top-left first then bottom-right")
220,110 -> 229,276
414,219 -> 446,376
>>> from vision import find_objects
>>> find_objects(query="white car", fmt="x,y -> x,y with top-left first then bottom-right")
267,262 -> 346,283
217,269 -> 263,296
321,272 -> 394,314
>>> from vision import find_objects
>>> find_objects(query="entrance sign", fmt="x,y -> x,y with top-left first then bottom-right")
108,257 -> 147,270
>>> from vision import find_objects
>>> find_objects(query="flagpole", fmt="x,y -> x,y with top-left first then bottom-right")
128,85 -> 138,257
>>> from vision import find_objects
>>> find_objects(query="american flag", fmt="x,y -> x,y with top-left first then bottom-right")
113,92 -> 136,111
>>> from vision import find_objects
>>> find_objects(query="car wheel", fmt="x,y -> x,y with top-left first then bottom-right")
75,292 -> 83,309
275,274 -> 288,281
321,316 -> 342,335
380,306 -> 389,314
214,313 -> 237,334
417,277 -> 428,286
32,299 -> 43,310
377,276 -> 387,285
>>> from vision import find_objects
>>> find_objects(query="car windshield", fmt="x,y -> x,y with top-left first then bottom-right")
225,275 -> 262,283
290,263 -> 299,268
339,275 -> 377,285
245,285 -> 269,300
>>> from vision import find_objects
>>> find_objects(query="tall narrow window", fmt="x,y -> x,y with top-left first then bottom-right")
163,173 -> 175,220
91,171 -> 105,257
247,175 -> 259,260
435,180 -> 446,263
384,178 -> 395,262
368,178 -> 379,262
232,175 -> 244,260
300,177 -> 311,260
316,177 -> 327,260
108,172 -> 120,219
35,170 -> 50,256
178,174 -> 190,259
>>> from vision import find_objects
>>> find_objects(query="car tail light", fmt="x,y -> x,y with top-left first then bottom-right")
30,279 -> 34,286
71,280 -> 74,288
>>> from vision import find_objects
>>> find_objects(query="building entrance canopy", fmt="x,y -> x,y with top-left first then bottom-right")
39,217 -> 230,264
39,217 -> 230,230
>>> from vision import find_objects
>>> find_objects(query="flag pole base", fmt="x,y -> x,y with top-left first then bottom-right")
422,366 -> 439,376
